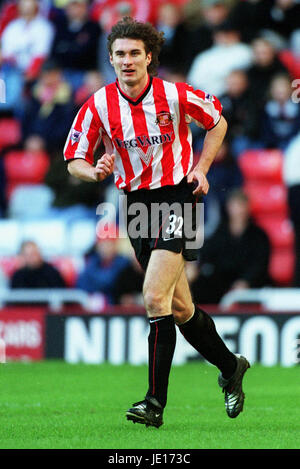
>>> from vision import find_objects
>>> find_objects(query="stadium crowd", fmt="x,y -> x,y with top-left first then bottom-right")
0,0 -> 300,306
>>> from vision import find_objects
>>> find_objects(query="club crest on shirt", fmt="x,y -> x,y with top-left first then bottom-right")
155,111 -> 173,126
70,128 -> 83,145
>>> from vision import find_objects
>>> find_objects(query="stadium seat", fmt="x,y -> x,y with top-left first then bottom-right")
239,149 -> 283,184
0,256 -> 21,277
50,256 -> 82,287
269,248 -> 295,286
68,219 -> 97,255
0,118 -> 21,150
244,182 -> 288,217
255,216 -> 295,249
4,150 -> 50,196
21,220 -> 67,256
0,220 -> 20,255
8,184 -> 54,219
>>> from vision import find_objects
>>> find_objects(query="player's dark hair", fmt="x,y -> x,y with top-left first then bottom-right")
107,16 -> 165,76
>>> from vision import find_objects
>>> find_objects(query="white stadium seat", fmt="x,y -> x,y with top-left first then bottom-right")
8,184 -> 54,219
68,219 -> 97,255
0,220 -> 21,255
21,220 -> 67,256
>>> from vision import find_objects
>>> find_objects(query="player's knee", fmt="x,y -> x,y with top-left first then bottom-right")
143,289 -> 169,317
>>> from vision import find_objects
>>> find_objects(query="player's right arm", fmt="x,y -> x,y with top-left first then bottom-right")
68,154 -> 115,182
64,95 -> 115,183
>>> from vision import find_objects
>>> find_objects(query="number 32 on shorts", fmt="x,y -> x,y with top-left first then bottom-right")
165,214 -> 183,237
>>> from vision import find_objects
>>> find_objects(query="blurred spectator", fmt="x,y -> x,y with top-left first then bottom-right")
113,255 -> 144,305
263,0 -> 300,41
74,70 -> 104,108
279,28 -> 300,79
44,151 -> 108,223
191,189 -> 271,304
21,59 -> 75,153
10,240 -> 66,288
187,20 -> 253,96
174,0 -> 232,75
0,0 -> 60,34
220,69 -> 262,156
260,73 -> 300,149
283,132 -> 300,286
246,37 -> 289,103
0,0 -> 54,115
156,2 -> 183,76
0,1 -> 18,37
76,227 -> 131,303
227,0 -> 272,43
0,0 -> 54,80
50,0 -> 101,90
206,138 -> 243,214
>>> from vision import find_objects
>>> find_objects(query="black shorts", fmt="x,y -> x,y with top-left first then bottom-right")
124,178 -> 201,271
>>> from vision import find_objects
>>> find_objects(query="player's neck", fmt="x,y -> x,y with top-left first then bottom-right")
117,74 -> 150,100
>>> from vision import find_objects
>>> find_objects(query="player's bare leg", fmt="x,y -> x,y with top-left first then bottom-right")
172,267 -> 250,418
126,250 -> 184,428
143,249 -> 185,318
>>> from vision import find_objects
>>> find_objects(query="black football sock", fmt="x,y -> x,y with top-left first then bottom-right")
178,306 -> 237,379
145,314 -> 176,408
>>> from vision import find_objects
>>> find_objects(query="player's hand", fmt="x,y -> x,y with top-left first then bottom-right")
187,168 -> 209,196
94,153 -> 115,181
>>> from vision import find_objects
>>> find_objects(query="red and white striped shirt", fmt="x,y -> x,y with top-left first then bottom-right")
64,75 -> 222,192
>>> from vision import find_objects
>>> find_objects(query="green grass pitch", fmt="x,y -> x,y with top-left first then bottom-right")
0,361 -> 299,449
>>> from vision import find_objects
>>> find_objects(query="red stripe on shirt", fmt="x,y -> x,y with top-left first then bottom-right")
106,83 -> 134,191
175,82 -> 191,176
85,95 -> 103,163
129,101 -> 152,190
187,88 -> 222,130
64,101 -> 92,162
152,77 -> 175,186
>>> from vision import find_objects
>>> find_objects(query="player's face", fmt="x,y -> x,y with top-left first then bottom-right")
110,38 -> 152,88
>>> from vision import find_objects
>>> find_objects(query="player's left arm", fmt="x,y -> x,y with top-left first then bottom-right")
187,115 -> 227,195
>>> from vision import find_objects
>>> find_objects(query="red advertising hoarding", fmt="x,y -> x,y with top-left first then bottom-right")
0,307 -> 45,361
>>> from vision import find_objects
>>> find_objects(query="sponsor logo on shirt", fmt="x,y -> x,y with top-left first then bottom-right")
114,132 -> 174,151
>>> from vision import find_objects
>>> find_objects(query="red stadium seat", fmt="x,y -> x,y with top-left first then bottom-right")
51,257 -> 79,287
0,256 -> 22,277
4,150 -> 50,197
269,248 -> 295,286
0,256 -> 79,286
244,182 -> 288,217
239,149 -> 283,184
255,216 -> 295,249
0,118 -> 21,149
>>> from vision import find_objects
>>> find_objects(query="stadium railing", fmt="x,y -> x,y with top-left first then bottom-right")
220,287 -> 300,311
0,288 -> 89,311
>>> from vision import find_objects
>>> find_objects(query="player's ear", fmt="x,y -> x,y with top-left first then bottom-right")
109,54 -> 114,66
146,52 -> 152,66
